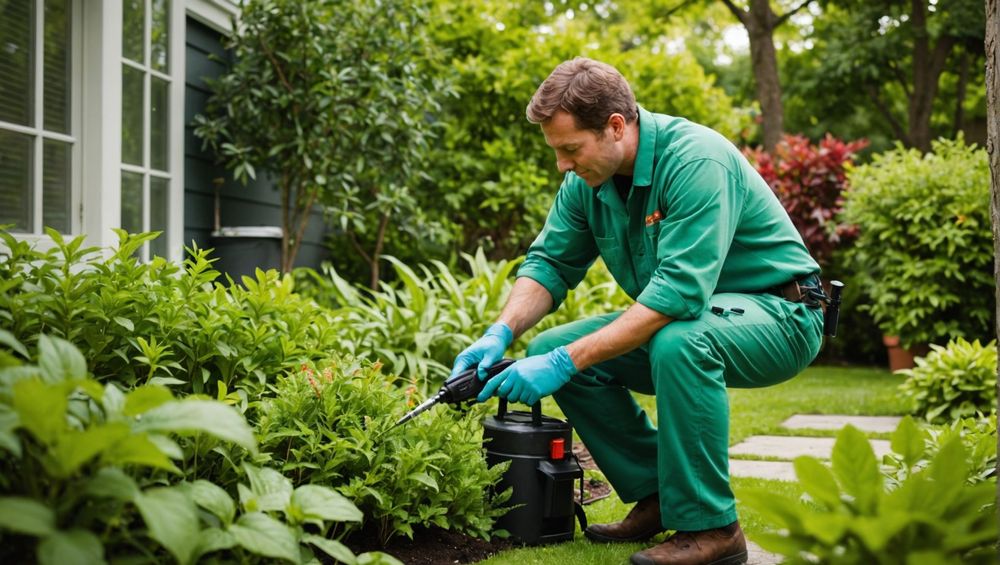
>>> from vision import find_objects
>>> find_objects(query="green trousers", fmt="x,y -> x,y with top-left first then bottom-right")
528,292 -> 824,531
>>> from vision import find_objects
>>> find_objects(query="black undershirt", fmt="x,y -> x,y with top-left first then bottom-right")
613,174 -> 632,204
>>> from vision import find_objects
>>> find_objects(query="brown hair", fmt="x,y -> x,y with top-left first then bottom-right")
526,57 -> 638,133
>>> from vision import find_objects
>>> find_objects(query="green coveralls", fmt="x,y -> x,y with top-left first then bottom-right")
517,107 -> 823,531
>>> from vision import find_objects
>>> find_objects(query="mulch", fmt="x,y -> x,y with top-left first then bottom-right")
343,442 -> 614,564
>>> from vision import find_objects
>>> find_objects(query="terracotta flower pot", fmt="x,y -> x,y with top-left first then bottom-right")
882,335 -> 928,372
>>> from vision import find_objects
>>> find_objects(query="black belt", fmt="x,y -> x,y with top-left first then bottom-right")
765,274 -> 823,303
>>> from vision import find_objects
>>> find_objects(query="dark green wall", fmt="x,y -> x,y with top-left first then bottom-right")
183,17 -> 328,269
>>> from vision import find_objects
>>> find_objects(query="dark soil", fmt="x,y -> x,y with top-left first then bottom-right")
344,443 -> 612,564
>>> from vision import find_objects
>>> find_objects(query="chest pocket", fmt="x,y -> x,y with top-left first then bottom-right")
593,235 -> 638,298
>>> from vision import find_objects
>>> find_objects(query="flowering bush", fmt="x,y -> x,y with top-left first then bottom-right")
744,134 -> 868,267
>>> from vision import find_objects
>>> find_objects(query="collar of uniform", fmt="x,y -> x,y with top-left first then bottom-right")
632,105 -> 655,187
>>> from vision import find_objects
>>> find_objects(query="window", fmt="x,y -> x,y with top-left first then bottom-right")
0,0 -> 79,235
121,0 -> 172,260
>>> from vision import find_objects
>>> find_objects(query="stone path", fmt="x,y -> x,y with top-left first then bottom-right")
731,414 -> 902,564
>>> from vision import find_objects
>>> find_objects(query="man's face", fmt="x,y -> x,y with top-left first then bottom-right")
540,110 -> 624,188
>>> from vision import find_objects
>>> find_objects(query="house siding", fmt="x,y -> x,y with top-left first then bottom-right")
183,16 -> 328,269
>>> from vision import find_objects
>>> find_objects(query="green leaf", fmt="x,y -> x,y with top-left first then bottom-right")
408,472 -> 438,491
831,425 -> 881,512
242,463 -> 293,512
793,456 -> 841,510
12,378 -> 67,445
0,329 -> 29,359
38,335 -> 87,383
113,316 -> 134,332
193,527 -> 237,560
890,416 -> 925,468
124,384 -> 175,416
37,529 -> 105,565
0,497 -> 56,536
229,512 -> 300,563
134,486 -> 200,565
356,552 -> 405,565
83,467 -> 140,501
0,405 -> 22,457
102,433 -> 179,472
303,534 -> 357,564
49,423 -> 130,478
291,485 -> 363,524
133,399 -> 257,454
190,480 -> 236,527
101,383 -> 125,418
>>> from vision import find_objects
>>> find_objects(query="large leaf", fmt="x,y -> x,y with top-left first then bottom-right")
793,456 -> 841,510
83,468 -> 140,501
290,485 -> 363,524
229,512 -> 300,564
49,423 -> 130,478
124,384 -> 175,416
0,404 -> 22,456
0,329 -> 29,359
193,527 -> 237,561
101,433 -> 179,472
12,378 -> 68,445
242,463 -> 293,513
37,529 -> 105,565
302,534 -> 357,564
190,480 -> 236,526
133,399 -> 257,454
134,486 -> 200,565
356,552 -> 405,565
830,425 -> 881,513
0,497 -> 55,536
889,416 -> 925,468
38,334 -> 87,383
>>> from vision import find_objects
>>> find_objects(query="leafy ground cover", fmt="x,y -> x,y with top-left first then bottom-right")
358,364 -> 908,564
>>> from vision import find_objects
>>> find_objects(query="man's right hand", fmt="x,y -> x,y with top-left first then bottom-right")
451,322 -> 514,380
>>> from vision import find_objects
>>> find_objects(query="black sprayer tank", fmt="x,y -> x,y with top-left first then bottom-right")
483,398 -> 584,544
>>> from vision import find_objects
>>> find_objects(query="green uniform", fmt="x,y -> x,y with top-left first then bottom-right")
517,106 -> 823,531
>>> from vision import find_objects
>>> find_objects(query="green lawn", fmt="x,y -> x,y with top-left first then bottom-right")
475,364 -> 908,564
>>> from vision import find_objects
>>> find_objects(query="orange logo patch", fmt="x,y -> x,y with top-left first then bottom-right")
645,210 -> 663,226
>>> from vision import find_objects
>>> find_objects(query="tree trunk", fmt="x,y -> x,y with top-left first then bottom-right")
746,0 -> 784,152
983,0 -> 998,509
908,0 -> 955,152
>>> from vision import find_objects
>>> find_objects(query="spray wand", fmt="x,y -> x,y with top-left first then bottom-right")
393,359 -> 514,428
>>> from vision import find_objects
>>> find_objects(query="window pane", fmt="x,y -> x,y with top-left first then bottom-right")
121,170 -> 143,234
42,139 -> 70,232
0,0 -> 34,126
0,130 -> 33,232
43,0 -> 71,133
150,176 -> 168,257
121,65 -> 144,165
122,0 -> 144,64
150,0 -> 169,73
150,76 -> 168,171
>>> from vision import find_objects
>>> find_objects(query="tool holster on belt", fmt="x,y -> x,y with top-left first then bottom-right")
770,274 -> 845,337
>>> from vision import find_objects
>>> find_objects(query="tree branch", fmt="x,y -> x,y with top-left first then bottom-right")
865,84 -> 909,143
774,0 -> 814,28
720,0 -> 750,26
258,33 -> 294,94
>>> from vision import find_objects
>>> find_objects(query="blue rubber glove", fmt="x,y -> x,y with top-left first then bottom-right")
451,322 -> 514,380
476,346 -> 578,405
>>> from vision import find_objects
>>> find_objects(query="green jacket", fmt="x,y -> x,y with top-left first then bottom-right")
517,106 -> 819,320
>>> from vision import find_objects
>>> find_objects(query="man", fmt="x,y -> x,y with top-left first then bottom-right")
451,57 -> 824,565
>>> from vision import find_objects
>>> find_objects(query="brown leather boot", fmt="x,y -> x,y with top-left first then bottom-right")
629,522 -> 748,565
584,494 -> 666,543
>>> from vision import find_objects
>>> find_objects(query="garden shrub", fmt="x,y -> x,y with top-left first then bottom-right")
743,134 -> 867,269
741,421 -> 997,563
842,137 -> 993,348
881,415 -> 996,488
253,358 -> 509,545
0,229 -> 342,400
897,338 -> 997,423
0,334 -> 388,564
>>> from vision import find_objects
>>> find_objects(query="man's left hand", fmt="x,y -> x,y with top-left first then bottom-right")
477,346 -> 578,405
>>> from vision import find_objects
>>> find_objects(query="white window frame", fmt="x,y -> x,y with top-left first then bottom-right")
0,0 -> 83,248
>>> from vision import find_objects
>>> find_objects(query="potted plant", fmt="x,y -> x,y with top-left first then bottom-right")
841,137 -> 993,370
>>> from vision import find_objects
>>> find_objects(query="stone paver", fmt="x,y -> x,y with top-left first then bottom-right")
781,414 -> 901,434
729,459 -> 797,482
729,435 -> 891,460
747,540 -> 781,565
